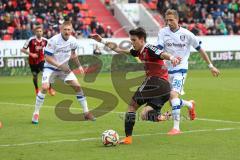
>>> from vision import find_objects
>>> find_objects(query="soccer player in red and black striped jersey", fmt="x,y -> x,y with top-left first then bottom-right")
91,27 -> 181,144
21,25 -> 55,96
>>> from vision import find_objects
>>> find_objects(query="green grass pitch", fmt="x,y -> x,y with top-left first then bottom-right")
0,69 -> 240,160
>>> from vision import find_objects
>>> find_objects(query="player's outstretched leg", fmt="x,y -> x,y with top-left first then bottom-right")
76,93 -> 96,121
181,99 -> 196,120
76,90 -> 96,121
68,79 -> 96,121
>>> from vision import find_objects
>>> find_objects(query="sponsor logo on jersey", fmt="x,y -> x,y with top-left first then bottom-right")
166,43 -> 186,48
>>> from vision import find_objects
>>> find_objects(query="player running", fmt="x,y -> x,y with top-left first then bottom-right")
32,21 -> 95,124
157,9 -> 220,135
91,27 -> 181,144
21,25 -> 55,96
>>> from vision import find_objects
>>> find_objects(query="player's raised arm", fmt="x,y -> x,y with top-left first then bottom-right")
90,34 -> 130,55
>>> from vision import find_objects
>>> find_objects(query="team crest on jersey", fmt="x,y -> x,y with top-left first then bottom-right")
47,43 -> 53,49
70,43 -> 76,49
180,35 -> 185,41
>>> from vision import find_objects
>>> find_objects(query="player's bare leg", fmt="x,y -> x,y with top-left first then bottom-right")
67,79 -> 96,121
33,74 -> 39,95
48,84 -> 56,96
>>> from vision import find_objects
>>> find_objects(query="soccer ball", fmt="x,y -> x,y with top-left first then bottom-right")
101,129 -> 119,146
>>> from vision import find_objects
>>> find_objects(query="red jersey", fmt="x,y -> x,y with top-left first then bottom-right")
23,36 -> 48,65
130,44 -> 168,81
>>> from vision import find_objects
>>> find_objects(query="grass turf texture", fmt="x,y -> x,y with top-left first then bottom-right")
0,69 -> 240,160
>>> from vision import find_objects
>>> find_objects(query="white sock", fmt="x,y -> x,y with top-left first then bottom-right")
181,99 -> 192,109
76,93 -> 89,113
171,98 -> 181,130
34,92 -> 46,114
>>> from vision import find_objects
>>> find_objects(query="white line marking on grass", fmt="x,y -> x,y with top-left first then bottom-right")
215,128 -> 235,131
0,127 -> 239,148
0,102 -> 124,114
1,102 -> 240,123
197,118 -> 240,124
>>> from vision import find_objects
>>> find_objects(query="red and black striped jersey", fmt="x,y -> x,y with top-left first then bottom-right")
23,36 -> 48,65
130,43 -> 168,81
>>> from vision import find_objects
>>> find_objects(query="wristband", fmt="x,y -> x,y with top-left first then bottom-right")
169,56 -> 174,61
208,63 -> 214,69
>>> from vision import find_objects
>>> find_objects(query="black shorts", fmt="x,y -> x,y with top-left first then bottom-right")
30,61 -> 44,76
132,76 -> 170,111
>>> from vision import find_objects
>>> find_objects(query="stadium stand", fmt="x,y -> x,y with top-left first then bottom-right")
143,0 -> 240,35
0,0 -> 127,40
86,0 -> 128,37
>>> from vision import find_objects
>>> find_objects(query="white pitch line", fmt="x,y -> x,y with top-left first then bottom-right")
197,118 -> 240,124
0,102 -> 124,114
1,101 -> 240,124
0,102 -> 82,111
0,127 -> 239,148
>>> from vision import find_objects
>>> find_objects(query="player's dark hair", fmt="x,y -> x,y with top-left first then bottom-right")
129,27 -> 147,42
34,24 -> 43,31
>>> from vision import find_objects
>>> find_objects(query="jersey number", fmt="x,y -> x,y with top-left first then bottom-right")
173,79 -> 182,88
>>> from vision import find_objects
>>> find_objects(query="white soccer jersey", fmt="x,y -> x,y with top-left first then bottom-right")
44,33 -> 78,70
157,26 -> 201,73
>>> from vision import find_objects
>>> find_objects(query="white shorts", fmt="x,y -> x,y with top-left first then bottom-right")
42,68 -> 78,84
168,72 -> 187,95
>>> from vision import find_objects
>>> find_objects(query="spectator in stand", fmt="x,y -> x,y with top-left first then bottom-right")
105,25 -> 113,38
171,0 -> 179,11
192,6 -> 202,23
0,15 -> 7,32
0,2 -> 5,16
205,14 -> 215,29
16,0 -> 27,11
235,12 -> 240,26
90,17 -> 97,32
73,17 -> 84,33
162,1 -> 171,15
13,24 -> 22,40
1,0 -> 112,40
5,1 -> 15,13
215,16 -> 228,35
153,0 -> 240,36
227,24 -> 234,35
22,24 -> 33,39
82,25 -> 91,38
46,30 -> 53,39
228,0 -> 239,13
96,23 -> 105,37
73,3 -> 80,14
19,11 -> 28,25
212,8 -> 224,20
